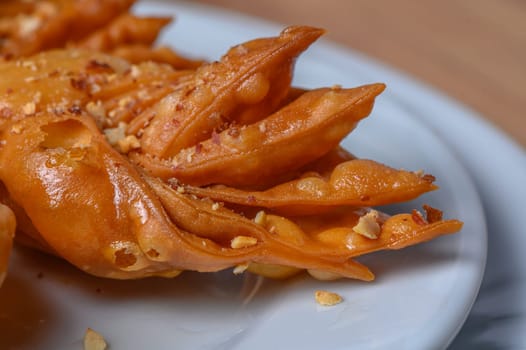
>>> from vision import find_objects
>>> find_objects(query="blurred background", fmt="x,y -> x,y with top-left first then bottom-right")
197,0 -> 525,147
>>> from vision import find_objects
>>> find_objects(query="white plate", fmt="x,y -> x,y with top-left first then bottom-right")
0,2 -> 488,349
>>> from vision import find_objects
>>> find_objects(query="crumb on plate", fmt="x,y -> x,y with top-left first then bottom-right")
83,328 -> 107,350
315,290 -> 343,306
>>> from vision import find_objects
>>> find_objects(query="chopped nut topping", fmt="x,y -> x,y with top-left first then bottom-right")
422,174 -> 436,183
22,102 -> 36,116
118,96 -> 134,108
258,121 -> 267,133
0,103 -> 13,118
86,59 -> 113,72
106,74 -> 117,82
71,77 -> 87,90
108,109 -> 117,118
137,89 -> 149,100
103,122 -> 127,147
21,60 -> 37,71
83,328 -> 107,350
227,126 -> 240,138
18,15 -> 42,37
90,83 -> 101,94
230,236 -> 258,249
171,157 -> 180,168
211,202 -> 220,211
423,204 -> 443,223
130,65 -> 141,78
24,76 -> 38,83
233,44 -> 249,55
117,135 -> 140,153
68,105 -> 82,115
211,130 -> 221,145
33,92 -> 42,103
411,209 -> 428,226
233,263 -> 249,275
352,209 -> 380,239
254,211 -> 267,226
315,290 -> 343,306
176,186 -> 185,194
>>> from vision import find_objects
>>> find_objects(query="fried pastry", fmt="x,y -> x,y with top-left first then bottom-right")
0,26 -> 462,282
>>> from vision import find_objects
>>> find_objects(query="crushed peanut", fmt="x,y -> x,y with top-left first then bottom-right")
103,124 -> 125,145
18,15 -> 42,37
137,89 -> 149,100
258,121 -> 267,133
118,96 -> 134,108
130,65 -> 141,78
21,60 -> 37,71
10,124 -> 24,135
211,202 -> 220,211
22,102 -> 36,116
86,100 -> 106,119
117,135 -> 140,154
411,209 -> 427,226
90,83 -> 101,94
230,236 -> 258,249
254,210 -> 267,226
233,263 -> 249,275
352,209 -> 380,239
423,204 -> 443,223
315,290 -> 343,306
83,328 -> 107,350
176,186 -> 185,194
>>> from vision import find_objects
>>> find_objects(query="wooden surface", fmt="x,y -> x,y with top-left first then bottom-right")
197,0 -> 526,148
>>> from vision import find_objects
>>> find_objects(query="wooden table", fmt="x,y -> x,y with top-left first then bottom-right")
198,0 -> 526,148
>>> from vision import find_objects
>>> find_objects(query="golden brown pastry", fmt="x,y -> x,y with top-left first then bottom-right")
0,26 -> 462,282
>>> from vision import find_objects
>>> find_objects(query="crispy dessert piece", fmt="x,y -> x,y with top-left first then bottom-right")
0,27 -> 462,282
0,0 -> 202,69
0,0 -> 135,58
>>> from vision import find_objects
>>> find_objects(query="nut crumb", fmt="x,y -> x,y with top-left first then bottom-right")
352,210 -> 380,239
423,204 -> 443,223
315,290 -> 343,306
83,328 -> 107,350
117,135 -> 140,153
411,209 -> 427,226
130,65 -> 141,78
22,102 -> 36,116
10,123 -> 23,134
90,83 -> 101,95
233,263 -> 249,275
230,236 -> 258,249
86,100 -> 106,119
258,121 -> 267,133
211,202 -> 220,211
254,211 -> 266,226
